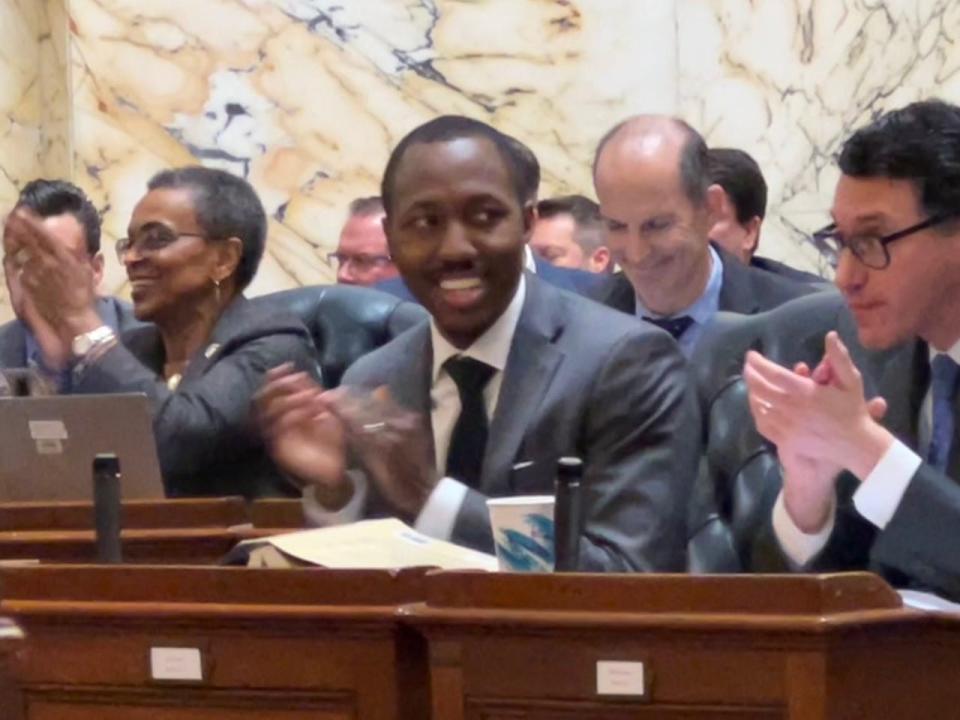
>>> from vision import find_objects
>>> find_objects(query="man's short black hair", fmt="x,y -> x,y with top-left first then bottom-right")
593,116 -> 710,206
707,147 -> 767,224
380,115 -> 530,213
16,179 -> 101,255
839,99 -> 960,223
147,166 -> 267,290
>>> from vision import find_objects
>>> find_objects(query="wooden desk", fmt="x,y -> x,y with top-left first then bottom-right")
248,499 -> 307,529
0,498 -> 279,564
1,565 -> 429,720
405,572 -> 960,719
0,617 -> 24,720
0,497 -> 248,531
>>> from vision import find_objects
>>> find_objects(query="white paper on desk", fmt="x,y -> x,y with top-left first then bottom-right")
0,618 -> 24,640
899,589 -> 960,613
264,518 -> 499,571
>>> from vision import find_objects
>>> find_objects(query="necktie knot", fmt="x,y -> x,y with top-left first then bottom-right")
642,315 -> 695,340
444,356 -> 495,396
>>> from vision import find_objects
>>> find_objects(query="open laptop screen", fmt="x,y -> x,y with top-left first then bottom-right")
0,393 -> 164,501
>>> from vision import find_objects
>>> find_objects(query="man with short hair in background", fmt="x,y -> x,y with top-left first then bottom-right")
531,194 -> 612,274
329,196 -> 399,287
0,179 -> 137,391
707,147 -> 823,284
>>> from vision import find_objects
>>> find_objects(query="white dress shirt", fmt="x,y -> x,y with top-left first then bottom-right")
775,337 -> 960,565
304,277 -> 527,540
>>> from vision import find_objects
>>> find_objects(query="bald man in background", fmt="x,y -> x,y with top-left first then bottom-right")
590,115 -> 819,355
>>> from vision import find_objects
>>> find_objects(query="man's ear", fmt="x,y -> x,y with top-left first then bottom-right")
214,237 -> 243,284
521,202 -> 536,243
587,246 -> 612,274
90,252 -> 105,289
744,216 -> 763,259
706,183 -> 729,224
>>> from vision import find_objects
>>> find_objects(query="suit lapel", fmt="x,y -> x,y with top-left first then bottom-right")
483,278 -> 563,495
716,246 -> 761,315
391,324 -> 433,417
874,340 -> 927,451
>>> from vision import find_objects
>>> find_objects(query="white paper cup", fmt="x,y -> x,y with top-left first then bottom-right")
486,495 -> 555,572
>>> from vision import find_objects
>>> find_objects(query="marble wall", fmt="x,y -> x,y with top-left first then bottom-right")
1,0 -> 959,321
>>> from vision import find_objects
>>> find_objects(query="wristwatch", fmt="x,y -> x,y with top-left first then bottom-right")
71,325 -> 115,359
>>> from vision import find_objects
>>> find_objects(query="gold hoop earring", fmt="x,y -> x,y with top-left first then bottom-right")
213,278 -> 221,305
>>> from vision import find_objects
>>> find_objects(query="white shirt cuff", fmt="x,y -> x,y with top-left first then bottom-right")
413,477 -> 468,541
772,490 -> 836,568
301,470 -> 367,527
852,439 -> 922,530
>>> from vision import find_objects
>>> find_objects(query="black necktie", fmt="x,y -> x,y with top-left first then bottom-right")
642,315 -> 695,340
928,354 -> 960,473
444,356 -> 496,487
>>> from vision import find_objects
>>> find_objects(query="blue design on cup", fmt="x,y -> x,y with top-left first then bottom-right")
495,512 -> 555,572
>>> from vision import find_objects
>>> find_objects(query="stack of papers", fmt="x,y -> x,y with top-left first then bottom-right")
898,589 -> 960,613
247,518 -> 499,571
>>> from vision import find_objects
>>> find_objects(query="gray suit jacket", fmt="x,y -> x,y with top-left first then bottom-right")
73,295 -> 319,499
342,273 -> 700,571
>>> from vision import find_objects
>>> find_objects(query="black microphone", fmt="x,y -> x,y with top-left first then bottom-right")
553,456 -> 583,572
92,453 -> 123,564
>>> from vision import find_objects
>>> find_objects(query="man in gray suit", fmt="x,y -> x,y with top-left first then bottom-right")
743,100 -> 960,600
258,115 -> 699,571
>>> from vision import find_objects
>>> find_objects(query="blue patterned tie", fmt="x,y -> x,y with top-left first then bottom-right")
927,354 -> 960,473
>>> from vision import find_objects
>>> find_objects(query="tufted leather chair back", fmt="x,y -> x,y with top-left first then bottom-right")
252,285 -> 427,388
687,291 -> 846,572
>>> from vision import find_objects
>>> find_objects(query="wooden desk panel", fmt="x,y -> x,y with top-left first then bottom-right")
406,572 -> 960,720
1,618 -> 24,720
0,498 -> 248,532
0,528 -> 240,564
1,565 -> 429,720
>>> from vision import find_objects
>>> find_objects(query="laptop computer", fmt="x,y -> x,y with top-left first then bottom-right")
0,393 -> 165,501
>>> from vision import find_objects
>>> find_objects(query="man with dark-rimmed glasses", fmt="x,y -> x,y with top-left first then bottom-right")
742,99 -> 960,600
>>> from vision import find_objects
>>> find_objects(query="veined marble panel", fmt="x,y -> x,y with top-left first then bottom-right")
68,0 -> 679,299
677,0 -> 960,276
0,0 -> 48,320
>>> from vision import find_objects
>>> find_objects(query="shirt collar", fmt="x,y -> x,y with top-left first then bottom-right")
928,337 -> 960,367
635,244 -> 723,325
430,274 -> 527,383
523,245 -> 538,273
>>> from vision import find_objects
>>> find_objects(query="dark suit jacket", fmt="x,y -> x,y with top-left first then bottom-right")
342,273 -> 700,571
375,254 -> 604,301
736,299 -> 960,600
72,296 -> 319,499
592,244 -> 822,317
750,255 -> 827,285
0,296 -> 139,370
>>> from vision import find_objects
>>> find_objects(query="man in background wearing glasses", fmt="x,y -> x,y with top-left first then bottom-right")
0,179 -> 137,392
743,100 -> 960,599
328,196 -> 399,287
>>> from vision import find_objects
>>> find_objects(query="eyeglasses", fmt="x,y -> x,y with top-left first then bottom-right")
812,214 -> 956,270
326,252 -> 392,273
116,226 -> 207,262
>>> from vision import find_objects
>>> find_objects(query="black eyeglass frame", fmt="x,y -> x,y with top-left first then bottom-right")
115,230 -> 208,262
812,213 -> 957,270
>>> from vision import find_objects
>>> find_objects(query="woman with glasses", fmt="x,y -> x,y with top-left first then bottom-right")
2,166 -> 318,498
